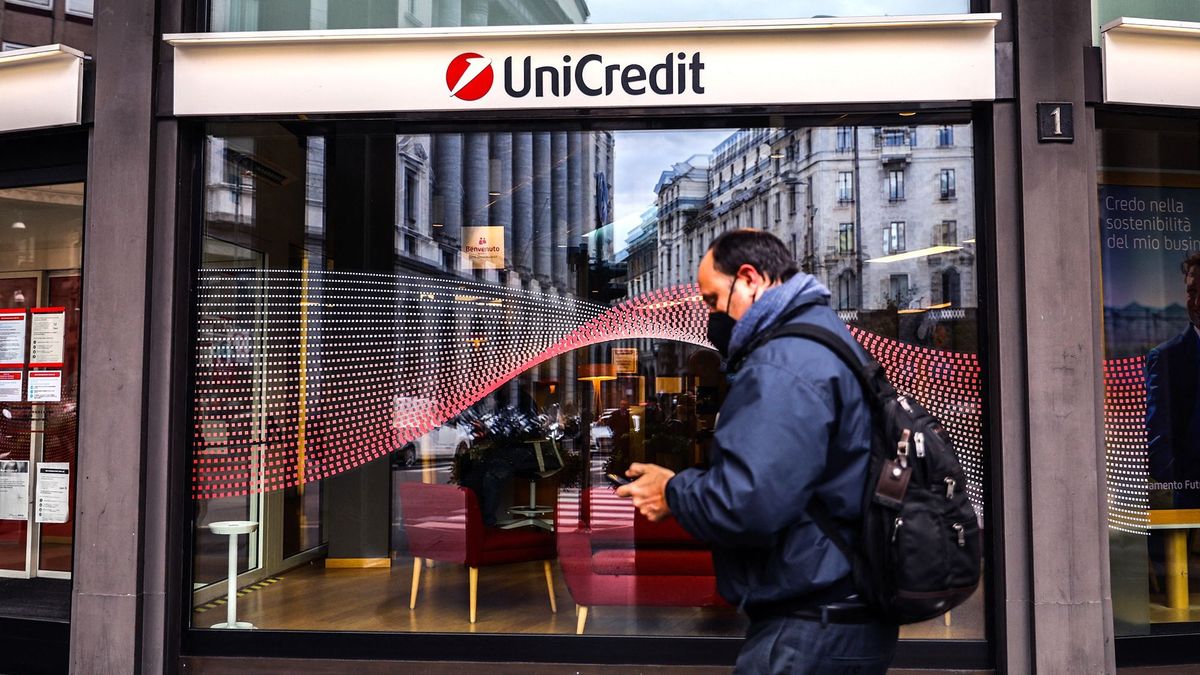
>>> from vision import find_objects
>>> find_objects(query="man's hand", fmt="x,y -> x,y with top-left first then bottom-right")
615,462 -> 675,522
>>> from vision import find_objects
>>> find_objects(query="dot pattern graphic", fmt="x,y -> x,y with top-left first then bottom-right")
1103,356 -> 1151,535
191,269 -> 988,516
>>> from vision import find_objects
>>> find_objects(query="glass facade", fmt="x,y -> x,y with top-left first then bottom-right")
187,119 -> 986,640
208,0 -> 972,32
0,181 -> 84,619
1098,111 -> 1200,637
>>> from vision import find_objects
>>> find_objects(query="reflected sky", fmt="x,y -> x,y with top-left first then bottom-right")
611,130 -> 731,251
587,0 -> 970,24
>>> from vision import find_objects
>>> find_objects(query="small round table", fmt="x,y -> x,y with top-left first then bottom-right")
500,439 -> 559,531
208,520 -> 259,629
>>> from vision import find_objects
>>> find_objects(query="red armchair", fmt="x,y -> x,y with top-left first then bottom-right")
556,487 -> 726,634
399,481 -> 557,623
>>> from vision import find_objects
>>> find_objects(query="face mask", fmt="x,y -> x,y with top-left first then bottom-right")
706,311 -> 736,357
706,277 -> 741,357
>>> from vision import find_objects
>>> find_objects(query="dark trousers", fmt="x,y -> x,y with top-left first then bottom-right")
733,615 -> 899,675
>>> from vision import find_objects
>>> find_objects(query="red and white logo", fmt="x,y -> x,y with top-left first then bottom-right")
447,52 -> 493,101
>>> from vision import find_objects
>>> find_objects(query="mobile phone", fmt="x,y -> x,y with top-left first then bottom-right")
606,472 -> 632,486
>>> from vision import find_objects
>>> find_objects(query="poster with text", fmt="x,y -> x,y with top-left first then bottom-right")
0,461 -> 29,521
29,308 -> 65,368
26,370 -> 61,402
0,309 -> 26,367
1100,185 -> 1200,356
1101,184 -> 1200,507
613,347 -> 639,374
0,371 -> 22,402
34,462 -> 69,524
462,226 -> 505,269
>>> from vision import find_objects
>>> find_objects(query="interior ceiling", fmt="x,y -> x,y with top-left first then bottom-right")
0,183 -> 84,254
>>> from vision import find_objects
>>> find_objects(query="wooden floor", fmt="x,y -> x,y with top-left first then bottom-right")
1148,593 -> 1200,623
195,555 -> 746,635
193,555 -> 986,640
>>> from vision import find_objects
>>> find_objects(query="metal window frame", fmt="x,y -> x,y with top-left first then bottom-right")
160,5 -> 1007,673
166,108 -> 996,671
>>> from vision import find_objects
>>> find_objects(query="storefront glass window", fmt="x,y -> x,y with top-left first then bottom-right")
208,0 -> 971,33
1094,1 -> 1200,44
0,182 -> 84,619
1098,111 -> 1200,636
188,119 -> 986,640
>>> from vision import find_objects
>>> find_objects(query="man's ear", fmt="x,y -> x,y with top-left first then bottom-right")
734,263 -> 763,285
735,263 -> 761,285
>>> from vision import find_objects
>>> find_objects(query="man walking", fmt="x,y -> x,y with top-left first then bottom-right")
617,229 -> 898,673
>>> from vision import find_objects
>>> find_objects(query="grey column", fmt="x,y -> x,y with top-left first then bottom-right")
538,280 -> 553,383
506,272 -> 524,404
461,0 -> 489,26
552,131 -> 569,289
992,0 -> 1114,671
564,347 -> 577,414
583,134 -> 597,240
464,132 -> 489,229
512,132 -> 534,277
434,135 -> 464,245
533,133 -> 552,285
568,132 -> 584,293
434,0 -> 461,26
72,0 -> 161,670
491,134 -> 514,269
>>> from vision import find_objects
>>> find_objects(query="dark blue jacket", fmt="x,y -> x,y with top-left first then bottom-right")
665,275 -> 872,608
1147,326 -> 1200,506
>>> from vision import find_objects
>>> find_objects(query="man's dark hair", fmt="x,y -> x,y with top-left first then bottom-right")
708,229 -> 799,282
1182,251 -> 1200,276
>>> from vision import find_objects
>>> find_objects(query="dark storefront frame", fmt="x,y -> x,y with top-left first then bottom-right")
54,0 -> 1170,670
0,127 -> 88,675
164,104 -> 1000,671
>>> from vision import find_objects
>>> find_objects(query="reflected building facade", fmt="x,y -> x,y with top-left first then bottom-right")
648,125 -> 976,313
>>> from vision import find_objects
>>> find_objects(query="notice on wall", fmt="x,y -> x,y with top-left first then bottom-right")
462,226 -> 505,269
0,371 -> 23,403
613,347 -> 639,374
0,461 -> 29,521
0,309 -> 26,368
35,462 -> 69,524
26,370 -> 61,403
29,308 -> 65,368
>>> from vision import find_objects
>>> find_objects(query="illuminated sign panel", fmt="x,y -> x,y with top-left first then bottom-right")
167,15 -> 999,116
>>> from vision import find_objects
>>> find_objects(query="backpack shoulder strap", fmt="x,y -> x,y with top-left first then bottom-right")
745,322 -> 874,567
758,323 -> 878,407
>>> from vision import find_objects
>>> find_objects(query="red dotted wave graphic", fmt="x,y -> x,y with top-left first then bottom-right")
191,270 -> 987,516
1103,356 -> 1151,534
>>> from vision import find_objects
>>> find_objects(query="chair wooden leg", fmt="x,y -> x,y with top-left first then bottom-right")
943,611 -> 952,627
469,566 -> 479,624
543,561 -> 557,613
409,558 -> 422,609
576,605 -> 588,634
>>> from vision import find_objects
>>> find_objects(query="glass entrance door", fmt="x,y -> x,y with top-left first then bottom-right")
0,183 -> 84,581
0,274 -> 39,577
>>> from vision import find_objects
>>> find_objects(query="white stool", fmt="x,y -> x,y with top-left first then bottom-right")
208,520 -> 259,629
500,439 -> 561,531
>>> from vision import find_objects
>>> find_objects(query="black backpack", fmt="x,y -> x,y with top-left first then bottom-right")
732,320 -> 982,625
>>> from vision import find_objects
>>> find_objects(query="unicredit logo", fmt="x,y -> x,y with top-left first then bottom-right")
446,51 -> 705,101
447,52 -> 494,101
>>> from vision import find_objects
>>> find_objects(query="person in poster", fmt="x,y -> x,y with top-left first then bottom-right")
1146,251 -> 1200,507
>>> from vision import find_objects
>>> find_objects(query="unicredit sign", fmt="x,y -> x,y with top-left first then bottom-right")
170,16 -> 1000,115
447,51 -> 705,101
